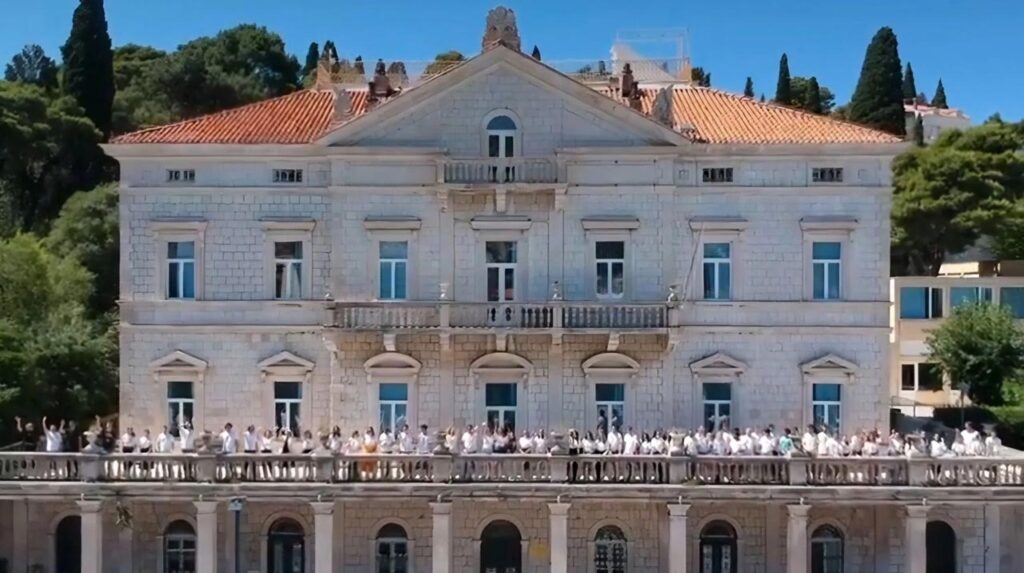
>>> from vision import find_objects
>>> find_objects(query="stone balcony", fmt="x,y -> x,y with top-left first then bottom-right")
332,301 -> 669,333
2,452 -> 1022,488
443,157 -> 559,185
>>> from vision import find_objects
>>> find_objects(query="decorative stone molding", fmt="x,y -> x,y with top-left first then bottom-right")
800,353 -> 858,377
581,216 -> 641,231
363,216 -> 422,231
470,216 -> 532,231
258,351 -> 315,383
688,217 -> 749,232
363,352 -> 422,382
581,352 -> 640,380
689,352 -> 747,377
469,352 -> 532,385
149,350 -> 208,384
799,216 -> 858,232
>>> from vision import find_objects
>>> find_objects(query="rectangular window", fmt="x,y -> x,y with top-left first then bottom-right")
485,382 -> 517,432
167,381 -> 195,430
274,241 -> 303,299
902,363 -> 944,392
812,383 -> 841,433
166,241 -> 196,300
595,383 -> 625,432
811,167 -> 844,183
273,381 -> 302,433
702,167 -> 734,183
166,169 -> 195,183
951,286 -> 993,308
378,241 -> 408,300
378,383 -> 409,433
595,241 -> 625,298
702,242 -> 732,300
486,241 -> 517,302
272,169 -> 303,183
811,242 -> 841,300
1001,287 -> 1024,318
899,287 -> 943,318
702,383 -> 732,431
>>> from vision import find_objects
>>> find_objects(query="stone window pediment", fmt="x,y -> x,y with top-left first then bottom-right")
258,351 -> 315,382
469,352 -> 533,382
581,352 -> 640,379
150,350 -> 208,383
801,353 -> 858,377
689,352 -> 747,377
364,352 -> 422,381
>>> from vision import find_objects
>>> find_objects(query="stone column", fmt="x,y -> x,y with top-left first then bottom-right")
311,501 -> 336,573
194,500 -> 219,573
431,502 -> 453,573
549,503 -> 570,573
904,505 -> 929,573
77,500 -> 103,573
984,504 -> 1000,573
786,504 -> 811,573
667,504 -> 690,573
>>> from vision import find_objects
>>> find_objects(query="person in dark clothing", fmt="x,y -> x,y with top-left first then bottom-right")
14,417 -> 41,451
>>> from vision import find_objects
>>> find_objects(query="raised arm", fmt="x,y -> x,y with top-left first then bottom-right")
15,416 -> 22,432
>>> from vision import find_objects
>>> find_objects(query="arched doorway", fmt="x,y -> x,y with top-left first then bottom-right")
480,520 -> 522,573
55,515 -> 82,573
699,520 -> 737,573
926,521 -> 956,573
267,518 -> 305,573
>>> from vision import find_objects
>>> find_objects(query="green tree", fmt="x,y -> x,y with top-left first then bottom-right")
0,82 -> 104,231
691,66 -> 711,87
302,41 -> 320,82
743,77 -> 754,98
322,41 -> 338,63
45,185 -> 119,315
111,44 -> 169,134
424,51 -> 465,75
4,45 -> 59,90
774,53 -> 792,105
531,45 -> 542,61
387,61 -> 409,84
61,0 -> 115,139
927,303 -> 1024,406
848,27 -> 904,135
902,62 -> 917,102
892,121 -> 1024,275
789,76 -> 835,114
932,78 -> 948,109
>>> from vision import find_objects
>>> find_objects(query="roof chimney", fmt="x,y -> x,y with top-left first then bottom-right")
482,6 -> 521,52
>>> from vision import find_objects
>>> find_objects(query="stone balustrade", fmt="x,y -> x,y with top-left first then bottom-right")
333,301 -> 668,331
2,452 -> 1022,487
443,157 -> 559,184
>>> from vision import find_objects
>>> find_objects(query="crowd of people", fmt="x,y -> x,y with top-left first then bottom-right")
10,415 -> 1005,459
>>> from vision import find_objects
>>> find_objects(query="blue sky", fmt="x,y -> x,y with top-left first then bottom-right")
2,0 -> 1021,122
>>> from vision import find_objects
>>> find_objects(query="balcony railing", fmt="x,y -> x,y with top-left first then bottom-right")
2,453 -> 1022,487
444,158 -> 558,185
333,302 -> 668,330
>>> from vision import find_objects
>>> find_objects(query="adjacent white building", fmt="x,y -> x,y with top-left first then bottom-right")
2,9 -> 1021,573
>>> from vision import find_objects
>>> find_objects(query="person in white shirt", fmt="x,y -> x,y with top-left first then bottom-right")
379,429 -> 395,454
461,425 -> 478,454
861,432 -> 879,457
815,427 -> 830,457
43,417 -> 64,453
623,427 -> 640,456
137,429 -> 152,453
243,425 -> 259,454
729,429 -> 748,456
329,426 -> 344,452
961,422 -> 980,446
889,432 -> 905,457
443,427 -> 457,453
480,427 -> 495,454
606,426 -> 623,455
582,431 -> 596,454
219,423 -> 236,454
985,430 -> 1002,456
649,431 -> 668,455
951,433 -> 967,456
517,431 -> 534,453
929,433 -> 948,458
594,429 -> 608,454
683,432 -> 697,456
180,421 -> 196,452
801,425 -> 816,456
533,430 -> 548,454
758,430 -> 774,456
416,425 -> 431,454
398,424 -> 414,454
156,426 -> 172,453
121,428 -> 137,453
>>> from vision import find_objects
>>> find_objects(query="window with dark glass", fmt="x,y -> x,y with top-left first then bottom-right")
595,241 -> 625,298
485,382 -> 517,432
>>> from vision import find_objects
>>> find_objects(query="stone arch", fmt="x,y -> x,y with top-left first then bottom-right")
259,510 -> 311,537
369,516 -> 417,540
586,518 -> 635,541
582,352 -> 640,379
469,352 -> 533,380
157,511 -> 197,533
364,352 -> 422,380
473,513 -> 528,541
695,513 -> 744,539
696,514 -> 742,573
807,517 -> 848,539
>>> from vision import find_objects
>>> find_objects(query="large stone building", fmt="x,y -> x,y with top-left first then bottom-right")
2,8 -> 1022,573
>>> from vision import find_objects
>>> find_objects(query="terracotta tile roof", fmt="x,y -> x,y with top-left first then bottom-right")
111,84 -> 900,146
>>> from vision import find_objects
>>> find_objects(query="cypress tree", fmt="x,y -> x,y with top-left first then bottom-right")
531,45 -> 541,61
932,79 -> 948,109
322,41 -> 338,62
354,55 -> 365,75
902,62 -> 917,102
774,53 -> 792,105
804,77 -> 823,114
743,77 -> 754,98
912,115 -> 925,146
61,0 -> 115,139
302,42 -> 320,79
848,27 -> 905,136
759,94 -> 766,103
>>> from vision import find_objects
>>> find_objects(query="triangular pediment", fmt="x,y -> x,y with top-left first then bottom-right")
689,352 -> 747,376
318,45 -> 691,148
258,351 -> 315,373
801,353 -> 858,376
149,350 -> 208,382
